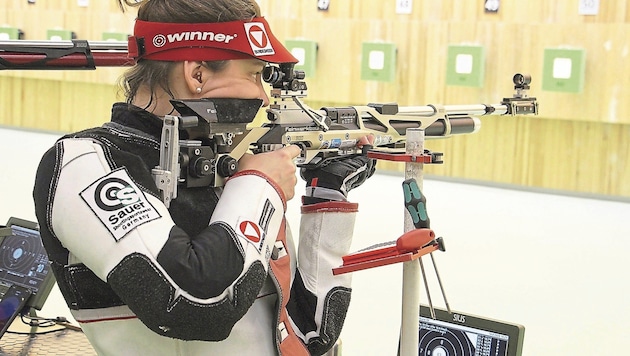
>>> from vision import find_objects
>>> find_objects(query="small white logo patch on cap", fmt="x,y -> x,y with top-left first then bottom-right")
244,22 -> 275,56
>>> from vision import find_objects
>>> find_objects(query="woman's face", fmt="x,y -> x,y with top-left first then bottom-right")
200,58 -> 270,106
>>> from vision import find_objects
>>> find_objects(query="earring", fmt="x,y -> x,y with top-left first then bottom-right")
195,72 -> 203,94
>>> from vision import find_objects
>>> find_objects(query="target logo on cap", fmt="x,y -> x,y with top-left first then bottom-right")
244,22 -> 275,57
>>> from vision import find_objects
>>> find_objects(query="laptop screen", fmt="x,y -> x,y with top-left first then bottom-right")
417,305 -> 525,356
0,218 -> 55,310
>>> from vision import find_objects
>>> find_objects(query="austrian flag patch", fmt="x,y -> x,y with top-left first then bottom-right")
244,22 -> 275,56
237,219 -> 266,252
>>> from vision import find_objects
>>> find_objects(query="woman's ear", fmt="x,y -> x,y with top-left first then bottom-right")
183,61 -> 205,95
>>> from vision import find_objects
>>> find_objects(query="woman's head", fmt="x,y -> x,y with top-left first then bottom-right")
122,0 -> 261,23
117,0 -> 289,111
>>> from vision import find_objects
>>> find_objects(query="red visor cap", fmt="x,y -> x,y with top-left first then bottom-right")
128,17 -> 298,64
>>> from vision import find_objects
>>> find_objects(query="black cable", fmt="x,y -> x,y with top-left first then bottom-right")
14,313 -> 83,333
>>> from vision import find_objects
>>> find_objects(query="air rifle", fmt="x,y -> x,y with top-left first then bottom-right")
154,64 -> 537,206
0,40 -> 538,207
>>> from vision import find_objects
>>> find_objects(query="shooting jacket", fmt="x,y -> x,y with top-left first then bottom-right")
33,103 -> 357,355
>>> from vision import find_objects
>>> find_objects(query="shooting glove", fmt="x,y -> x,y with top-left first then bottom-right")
301,154 -> 376,205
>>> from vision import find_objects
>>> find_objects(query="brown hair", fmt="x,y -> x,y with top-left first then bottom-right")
117,0 -> 261,105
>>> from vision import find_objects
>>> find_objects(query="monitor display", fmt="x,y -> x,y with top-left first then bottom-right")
0,226 -> 50,290
418,305 -> 524,356
0,218 -> 55,310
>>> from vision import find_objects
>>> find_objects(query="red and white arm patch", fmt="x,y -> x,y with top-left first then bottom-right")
211,172 -> 286,269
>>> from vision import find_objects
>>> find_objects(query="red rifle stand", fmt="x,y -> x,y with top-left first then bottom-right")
334,147 -> 446,276
367,149 -> 443,164
333,229 -> 445,275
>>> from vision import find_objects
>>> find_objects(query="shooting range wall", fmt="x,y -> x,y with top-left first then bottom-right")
1,0 -> 629,198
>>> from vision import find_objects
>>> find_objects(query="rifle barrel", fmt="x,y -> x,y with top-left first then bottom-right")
0,40 -> 128,51
0,40 -> 132,69
398,104 -> 509,117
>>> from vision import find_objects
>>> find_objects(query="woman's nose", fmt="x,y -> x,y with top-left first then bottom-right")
259,86 -> 270,107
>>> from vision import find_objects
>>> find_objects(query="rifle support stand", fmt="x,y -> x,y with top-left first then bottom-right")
398,129 -> 452,356
332,128 -> 451,356
400,127 -> 425,356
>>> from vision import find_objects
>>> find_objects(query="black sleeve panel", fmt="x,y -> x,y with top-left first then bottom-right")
108,253 -> 267,341
157,223 -> 245,299
33,144 -> 66,261
306,287 -> 351,356
287,271 -> 352,356
287,271 -> 318,331
52,262 -> 124,310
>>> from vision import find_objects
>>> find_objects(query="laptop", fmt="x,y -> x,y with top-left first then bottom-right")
415,304 -> 525,356
0,217 -> 56,311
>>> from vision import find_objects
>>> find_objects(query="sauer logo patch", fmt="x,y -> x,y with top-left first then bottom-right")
80,168 -> 161,241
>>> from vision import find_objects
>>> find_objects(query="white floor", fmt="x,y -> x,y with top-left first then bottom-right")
1,126 -> 629,355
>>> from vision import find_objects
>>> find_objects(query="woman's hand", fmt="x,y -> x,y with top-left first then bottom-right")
300,134 -> 377,204
238,145 -> 301,200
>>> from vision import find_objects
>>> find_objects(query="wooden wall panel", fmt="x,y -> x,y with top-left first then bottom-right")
396,117 -> 630,197
5,78 -> 63,131
1,0 -> 629,198
0,77 -> 119,132
271,13 -> 630,126
259,1 -> 630,24
0,76 -> 23,127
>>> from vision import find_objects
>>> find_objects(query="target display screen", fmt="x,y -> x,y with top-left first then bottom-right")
0,226 -> 51,293
419,316 -> 509,355
417,305 -> 525,356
